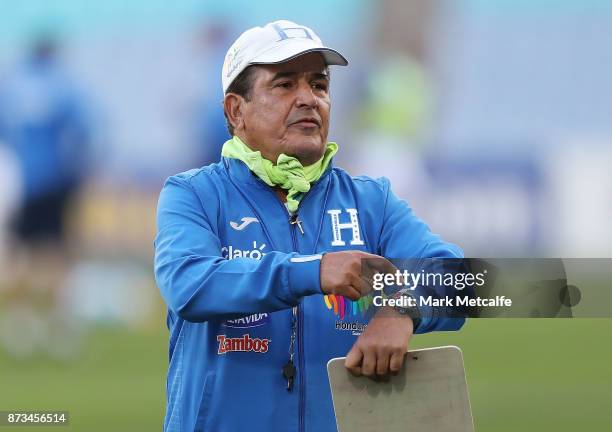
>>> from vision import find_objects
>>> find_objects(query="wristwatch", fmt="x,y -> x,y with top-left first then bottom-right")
390,289 -> 422,330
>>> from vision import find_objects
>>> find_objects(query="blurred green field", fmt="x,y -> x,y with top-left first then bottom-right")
1,317 -> 611,431
413,319 -> 612,431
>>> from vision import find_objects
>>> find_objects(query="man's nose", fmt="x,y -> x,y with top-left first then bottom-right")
295,80 -> 318,108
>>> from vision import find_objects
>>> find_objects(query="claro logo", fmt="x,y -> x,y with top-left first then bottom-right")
221,241 -> 266,260
217,334 -> 270,354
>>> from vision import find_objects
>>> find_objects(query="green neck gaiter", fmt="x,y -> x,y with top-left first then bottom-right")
221,135 -> 338,213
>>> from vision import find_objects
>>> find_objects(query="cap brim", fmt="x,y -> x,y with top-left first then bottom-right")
250,42 -> 348,67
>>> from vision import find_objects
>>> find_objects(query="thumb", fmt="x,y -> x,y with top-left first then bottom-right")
345,345 -> 364,376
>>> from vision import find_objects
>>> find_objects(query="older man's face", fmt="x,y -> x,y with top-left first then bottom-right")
240,52 -> 330,166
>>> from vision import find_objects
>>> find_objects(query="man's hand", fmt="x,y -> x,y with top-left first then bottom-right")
320,251 -> 396,301
345,307 -> 414,380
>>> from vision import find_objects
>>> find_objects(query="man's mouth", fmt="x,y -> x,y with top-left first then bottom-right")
290,117 -> 320,128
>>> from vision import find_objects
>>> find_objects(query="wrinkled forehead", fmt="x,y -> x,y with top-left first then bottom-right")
256,52 -> 329,79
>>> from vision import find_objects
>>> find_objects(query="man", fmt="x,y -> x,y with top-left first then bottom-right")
155,20 -> 464,432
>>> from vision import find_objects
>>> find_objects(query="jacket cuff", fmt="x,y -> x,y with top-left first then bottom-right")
411,284 -> 435,334
287,254 -> 323,299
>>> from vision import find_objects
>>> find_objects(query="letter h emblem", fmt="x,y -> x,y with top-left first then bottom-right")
271,23 -> 313,41
327,209 -> 364,246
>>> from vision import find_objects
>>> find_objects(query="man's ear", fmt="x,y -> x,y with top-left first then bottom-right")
224,93 -> 245,132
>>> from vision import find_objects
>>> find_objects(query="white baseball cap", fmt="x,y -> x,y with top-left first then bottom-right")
222,20 -> 348,93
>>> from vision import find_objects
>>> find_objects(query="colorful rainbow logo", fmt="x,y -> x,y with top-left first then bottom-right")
323,294 -> 373,320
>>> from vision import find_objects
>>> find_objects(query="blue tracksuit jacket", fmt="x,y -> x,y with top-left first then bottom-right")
154,157 -> 465,432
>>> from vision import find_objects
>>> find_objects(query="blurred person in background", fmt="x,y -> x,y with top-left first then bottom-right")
349,54 -> 434,198
189,22 -> 233,166
338,0 -> 438,200
155,20 -> 465,431
0,34 -> 92,359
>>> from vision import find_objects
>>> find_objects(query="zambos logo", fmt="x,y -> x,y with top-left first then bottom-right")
217,334 -> 270,354
323,294 -> 373,320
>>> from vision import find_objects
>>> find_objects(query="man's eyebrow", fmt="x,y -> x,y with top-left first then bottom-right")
311,72 -> 329,81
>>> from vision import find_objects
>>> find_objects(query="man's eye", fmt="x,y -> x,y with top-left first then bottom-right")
277,81 -> 293,89
312,82 -> 328,91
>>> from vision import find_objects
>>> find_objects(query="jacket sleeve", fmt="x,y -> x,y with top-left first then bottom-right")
154,175 -> 322,323
377,179 -> 467,334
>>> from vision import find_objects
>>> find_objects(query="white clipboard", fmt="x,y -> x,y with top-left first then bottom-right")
327,346 -> 474,432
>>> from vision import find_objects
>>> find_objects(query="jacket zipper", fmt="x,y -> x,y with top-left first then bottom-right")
289,213 -> 307,432
268,188 -> 318,432
298,297 -> 306,432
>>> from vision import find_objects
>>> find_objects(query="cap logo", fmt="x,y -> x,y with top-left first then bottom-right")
271,23 -> 313,42
224,46 -> 243,78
